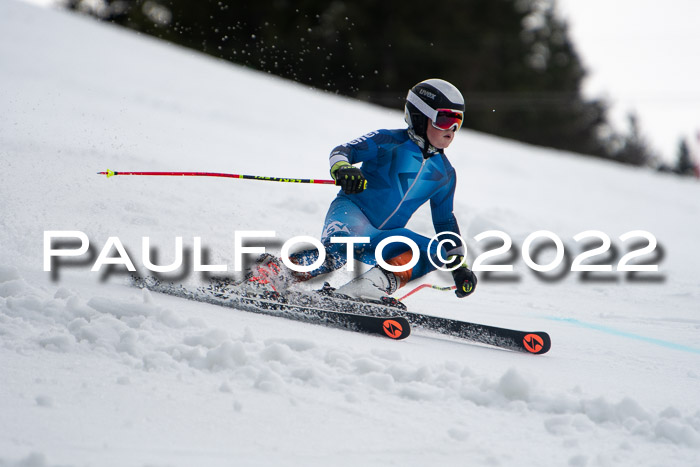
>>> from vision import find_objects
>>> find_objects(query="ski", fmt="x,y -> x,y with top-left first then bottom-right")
283,288 -> 551,355
130,276 -> 549,353
403,312 -> 550,354
131,277 -> 410,340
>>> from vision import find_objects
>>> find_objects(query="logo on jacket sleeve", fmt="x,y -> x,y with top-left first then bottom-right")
346,131 -> 378,146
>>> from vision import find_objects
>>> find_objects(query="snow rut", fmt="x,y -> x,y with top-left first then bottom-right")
2,265 -> 699,453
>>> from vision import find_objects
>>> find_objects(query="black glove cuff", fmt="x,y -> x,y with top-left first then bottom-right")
446,255 -> 467,271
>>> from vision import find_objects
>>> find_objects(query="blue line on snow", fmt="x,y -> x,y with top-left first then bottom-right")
545,316 -> 700,355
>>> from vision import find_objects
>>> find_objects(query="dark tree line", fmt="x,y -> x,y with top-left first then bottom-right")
64,0 -> 658,166
657,137 -> 700,177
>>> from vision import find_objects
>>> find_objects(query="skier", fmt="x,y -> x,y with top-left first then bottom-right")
249,78 -> 477,303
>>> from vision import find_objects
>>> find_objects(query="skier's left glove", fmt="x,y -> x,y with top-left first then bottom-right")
447,255 -> 477,298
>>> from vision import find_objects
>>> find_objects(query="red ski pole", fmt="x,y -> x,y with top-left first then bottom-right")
398,284 -> 457,301
98,169 -> 336,185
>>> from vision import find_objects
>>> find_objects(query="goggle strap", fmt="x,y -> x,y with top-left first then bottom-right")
406,90 -> 438,122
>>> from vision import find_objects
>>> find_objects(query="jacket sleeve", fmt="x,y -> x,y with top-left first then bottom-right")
328,130 -> 384,170
430,169 -> 465,258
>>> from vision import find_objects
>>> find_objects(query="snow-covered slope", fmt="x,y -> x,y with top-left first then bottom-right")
1,1 -> 699,466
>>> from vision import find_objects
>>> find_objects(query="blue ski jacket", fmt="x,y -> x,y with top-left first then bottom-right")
329,128 -> 464,256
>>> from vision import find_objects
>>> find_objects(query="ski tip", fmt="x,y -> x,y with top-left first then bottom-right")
381,318 -> 411,340
522,332 -> 551,354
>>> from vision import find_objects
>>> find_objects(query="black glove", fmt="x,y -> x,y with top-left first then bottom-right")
448,256 -> 477,298
332,162 -> 366,194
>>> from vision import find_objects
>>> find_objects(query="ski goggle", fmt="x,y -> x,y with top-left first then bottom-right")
431,109 -> 464,132
406,89 -> 464,132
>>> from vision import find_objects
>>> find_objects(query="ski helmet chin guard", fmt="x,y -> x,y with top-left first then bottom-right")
404,79 -> 465,137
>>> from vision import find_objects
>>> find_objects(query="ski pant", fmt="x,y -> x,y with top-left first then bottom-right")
289,196 -> 449,284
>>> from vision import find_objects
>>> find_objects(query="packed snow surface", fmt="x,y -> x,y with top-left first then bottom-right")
1,1 -> 699,466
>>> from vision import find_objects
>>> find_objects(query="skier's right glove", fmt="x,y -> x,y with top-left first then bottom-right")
447,255 -> 477,298
331,161 -> 367,194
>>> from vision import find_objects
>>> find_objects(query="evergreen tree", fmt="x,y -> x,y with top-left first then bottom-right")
62,0 -> 647,164
675,139 -> 694,175
611,113 -> 655,167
